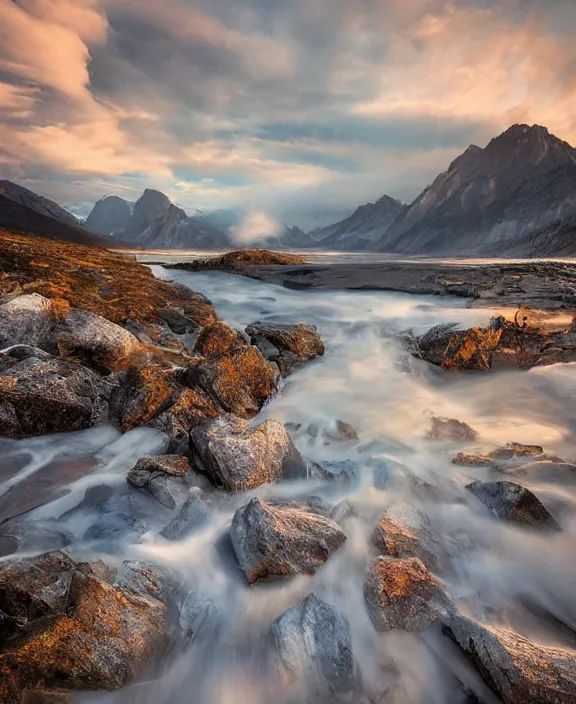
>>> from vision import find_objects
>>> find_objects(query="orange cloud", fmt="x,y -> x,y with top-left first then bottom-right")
350,1 -> 576,143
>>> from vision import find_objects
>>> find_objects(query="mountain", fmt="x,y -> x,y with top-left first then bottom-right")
376,124 -> 576,256
0,193 -> 109,247
85,195 -> 133,235
0,180 -> 81,228
310,195 -> 408,250
86,189 -> 235,249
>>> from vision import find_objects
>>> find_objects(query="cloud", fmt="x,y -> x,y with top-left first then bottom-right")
230,211 -> 282,244
0,0 -> 575,227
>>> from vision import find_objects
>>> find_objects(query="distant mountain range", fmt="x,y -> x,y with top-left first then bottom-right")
1,124 -> 575,256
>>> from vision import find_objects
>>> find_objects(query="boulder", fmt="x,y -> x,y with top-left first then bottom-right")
0,294 -> 142,373
304,419 -> 359,445
159,307 -> 201,336
192,322 -> 247,358
489,442 -> 544,460
364,556 -> 451,632
149,386 -> 221,454
413,315 -> 576,371
245,322 -> 324,377
0,351 -> 111,439
129,455 -> 188,478
453,453 -> 496,468
0,293 -> 55,350
271,594 -> 359,698
230,497 -> 347,583
190,415 -> 307,491
467,480 -> 561,530
109,365 -> 175,431
127,455 -> 190,509
0,552 -> 180,702
183,346 -> 279,418
371,517 -> 421,560
427,416 -> 479,442
443,614 -> 576,704
54,308 -> 141,373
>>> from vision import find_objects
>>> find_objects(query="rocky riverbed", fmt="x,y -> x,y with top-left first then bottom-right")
2,237 -> 576,703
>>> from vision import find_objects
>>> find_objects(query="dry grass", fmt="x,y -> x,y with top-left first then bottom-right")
0,228 -> 217,328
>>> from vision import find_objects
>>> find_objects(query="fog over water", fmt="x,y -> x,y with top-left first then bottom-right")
2,267 -> 576,703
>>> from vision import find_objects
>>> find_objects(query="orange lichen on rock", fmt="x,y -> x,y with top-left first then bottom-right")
193,321 -> 247,358
442,326 -> 503,371
110,365 -> 176,431
186,346 -> 279,419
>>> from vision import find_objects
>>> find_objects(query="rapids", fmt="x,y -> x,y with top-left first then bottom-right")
2,267 -> 576,703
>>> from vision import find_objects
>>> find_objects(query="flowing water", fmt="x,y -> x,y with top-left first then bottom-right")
2,267 -> 576,703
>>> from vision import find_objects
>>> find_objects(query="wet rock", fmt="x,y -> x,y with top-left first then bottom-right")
192,321 -> 247,358
271,594 -> 359,698
159,307 -> 201,336
414,315 -> 576,371
506,460 -> 576,483
443,614 -> 576,704
371,517 -> 421,560
266,497 -> 332,517
305,419 -> 359,445
489,442 -> 544,460
245,321 -> 324,377
314,459 -> 357,483
109,365 -> 175,431
364,556 -> 451,632
115,561 -> 184,615
183,346 -> 279,418
0,551 -> 76,631
149,386 -> 221,455
453,453 -> 497,468
160,489 -> 212,540
466,480 -> 561,530
179,592 -> 219,642
0,564 -> 169,698
129,454 -> 189,478
54,308 -> 141,373
190,414 -> 307,491
82,511 -> 147,543
0,352 -> 111,439
427,416 -> 479,442
127,455 -> 189,508
230,497 -> 347,583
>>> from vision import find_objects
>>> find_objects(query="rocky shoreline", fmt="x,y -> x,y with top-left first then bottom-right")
1,236 -> 576,702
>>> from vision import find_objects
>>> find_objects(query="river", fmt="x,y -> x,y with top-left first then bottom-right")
2,266 -> 576,703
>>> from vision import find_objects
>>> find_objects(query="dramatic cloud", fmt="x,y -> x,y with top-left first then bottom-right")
0,0 -> 574,226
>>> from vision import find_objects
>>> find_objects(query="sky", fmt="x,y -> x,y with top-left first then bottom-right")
0,0 -> 575,229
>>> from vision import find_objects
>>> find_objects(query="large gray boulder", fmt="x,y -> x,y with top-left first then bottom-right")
0,349 -> 111,438
0,293 -> 55,350
0,294 -> 141,373
55,308 -> 141,373
466,480 -> 561,530
271,594 -> 360,699
443,614 -> 576,703
230,497 -> 347,583
245,322 -> 324,377
190,414 -> 307,491
364,556 -> 451,632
